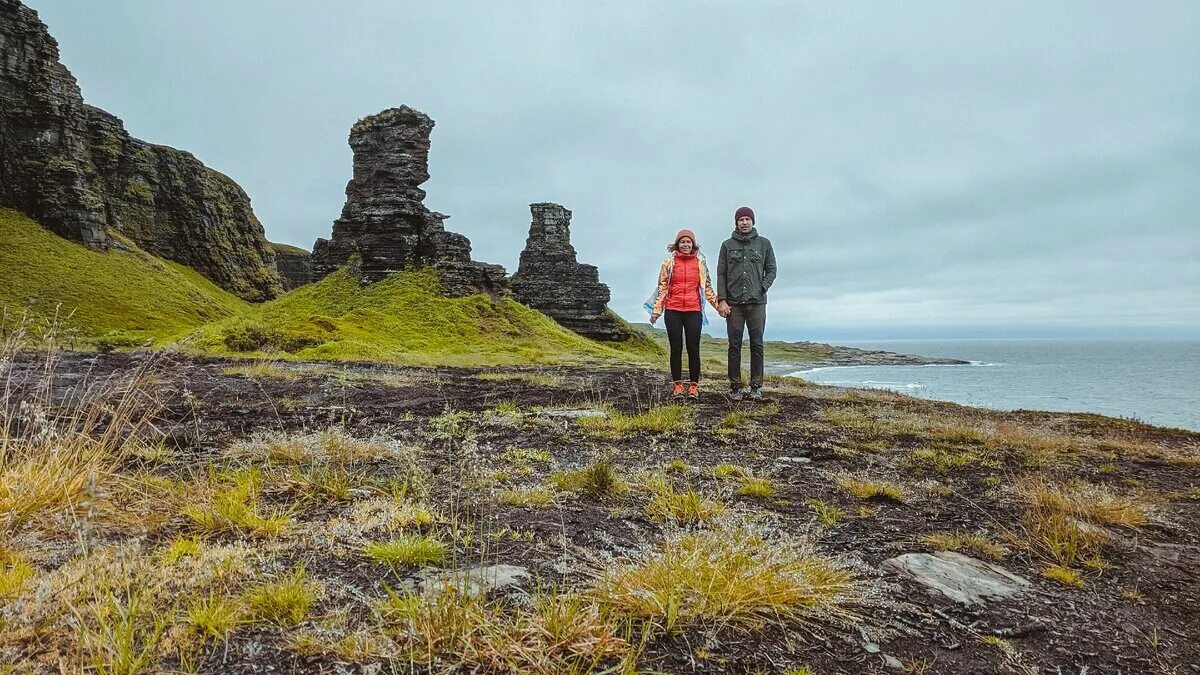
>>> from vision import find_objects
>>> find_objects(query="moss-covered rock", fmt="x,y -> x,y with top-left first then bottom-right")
0,0 -> 284,301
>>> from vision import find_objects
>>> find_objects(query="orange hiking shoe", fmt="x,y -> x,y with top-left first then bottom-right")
687,382 -> 699,401
672,381 -> 685,399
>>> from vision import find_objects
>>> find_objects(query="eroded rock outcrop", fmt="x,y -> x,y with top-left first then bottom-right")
310,106 -> 508,297
0,0 -> 284,300
510,203 -> 633,341
269,242 -> 313,291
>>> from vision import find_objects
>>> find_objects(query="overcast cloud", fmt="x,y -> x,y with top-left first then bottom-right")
34,1 -> 1200,340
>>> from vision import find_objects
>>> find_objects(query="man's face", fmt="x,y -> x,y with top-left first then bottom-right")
736,216 -> 754,233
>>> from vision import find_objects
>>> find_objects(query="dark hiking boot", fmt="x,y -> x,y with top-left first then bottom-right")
728,386 -> 744,402
687,382 -> 700,401
749,386 -> 764,401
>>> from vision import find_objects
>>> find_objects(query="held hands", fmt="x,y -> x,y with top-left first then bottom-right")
650,312 -> 661,325
717,301 -> 731,318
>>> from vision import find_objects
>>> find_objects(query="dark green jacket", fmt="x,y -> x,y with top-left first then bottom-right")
716,228 -> 777,304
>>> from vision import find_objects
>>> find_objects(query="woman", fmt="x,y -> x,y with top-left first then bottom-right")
645,229 -> 721,401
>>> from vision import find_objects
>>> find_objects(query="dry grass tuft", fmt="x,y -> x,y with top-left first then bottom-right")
548,457 -> 629,498
835,475 -> 906,503
920,532 -> 1007,560
364,535 -> 449,571
644,484 -> 727,525
711,463 -> 751,479
589,523 -> 859,631
737,476 -> 777,498
0,547 -> 34,599
805,499 -> 845,527
500,486 -> 558,508
183,467 -> 292,537
377,586 -> 630,673
476,371 -> 566,388
1020,480 -> 1151,529
243,567 -> 321,626
578,405 -> 689,437
1041,564 -> 1084,588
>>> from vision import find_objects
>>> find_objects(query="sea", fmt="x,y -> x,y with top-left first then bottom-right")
782,339 -> 1200,432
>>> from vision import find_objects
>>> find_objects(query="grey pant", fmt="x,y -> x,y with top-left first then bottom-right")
726,303 -> 766,388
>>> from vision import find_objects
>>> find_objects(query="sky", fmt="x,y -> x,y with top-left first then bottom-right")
32,1 -> 1200,340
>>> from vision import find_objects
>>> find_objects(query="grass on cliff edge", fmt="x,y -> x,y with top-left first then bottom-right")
189,266 -> 662,366
0,209 -> 249,342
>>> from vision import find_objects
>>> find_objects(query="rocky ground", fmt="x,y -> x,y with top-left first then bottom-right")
3,351 -> 1198,674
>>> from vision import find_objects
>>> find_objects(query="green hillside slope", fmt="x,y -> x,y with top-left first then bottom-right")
0,209 -> 249,341
189,266 -> 661,366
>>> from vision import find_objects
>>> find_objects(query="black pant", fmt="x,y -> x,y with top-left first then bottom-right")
664,309 -> 702,383
727,303 -> 766,388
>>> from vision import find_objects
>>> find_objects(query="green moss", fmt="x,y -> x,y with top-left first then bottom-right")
0,209 -> 249,341
268,241 -> 310,256
189,266 -> 652,366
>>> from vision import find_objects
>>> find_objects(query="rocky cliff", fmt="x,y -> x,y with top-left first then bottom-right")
269,242 -> 313,291
0,0 -> 283,301
510,203 -> 635,342
311,106 -> 508,297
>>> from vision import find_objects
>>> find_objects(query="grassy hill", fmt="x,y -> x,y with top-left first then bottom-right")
0,209 -> 249,343
187,266 -> 662,366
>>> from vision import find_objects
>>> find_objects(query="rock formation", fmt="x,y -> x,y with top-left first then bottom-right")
0,0 -> 284,301
510,203 -> 633,341
311,106 -> 508,297
269,243 -> 313,291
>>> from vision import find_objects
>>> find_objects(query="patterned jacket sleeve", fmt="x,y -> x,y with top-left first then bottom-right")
651,258 -> 672,315
700,257 -> 720,309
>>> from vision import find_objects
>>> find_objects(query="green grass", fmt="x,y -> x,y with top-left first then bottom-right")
578,406 -> 690,437
243,567 -> 320,626
0,209 -> 249,341
364,535 -> 450,570
189,266 -> 660,366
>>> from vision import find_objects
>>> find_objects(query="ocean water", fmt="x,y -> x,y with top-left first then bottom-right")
785,339 -> 1200,432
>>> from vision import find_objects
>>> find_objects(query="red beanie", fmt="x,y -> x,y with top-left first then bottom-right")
734,206 -> 755,224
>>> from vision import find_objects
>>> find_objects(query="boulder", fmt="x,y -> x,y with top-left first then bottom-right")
510,203 -> 636,341
310,106 -> 508,297
882,551 -> 1031,605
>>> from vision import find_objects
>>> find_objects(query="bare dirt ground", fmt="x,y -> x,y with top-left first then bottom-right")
3,351 -> 1198,674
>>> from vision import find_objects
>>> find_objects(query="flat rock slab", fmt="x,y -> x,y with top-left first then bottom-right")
882,551 -> 1031,605
418,564 -> 531,598
532,409 -> 609,420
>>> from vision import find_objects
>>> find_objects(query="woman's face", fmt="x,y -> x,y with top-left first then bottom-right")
677,237 -> 694,253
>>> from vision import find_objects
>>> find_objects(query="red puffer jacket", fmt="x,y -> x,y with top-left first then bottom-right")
664,252 -> 701,311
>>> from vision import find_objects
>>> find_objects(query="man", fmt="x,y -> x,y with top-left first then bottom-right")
716,206 -> 777,401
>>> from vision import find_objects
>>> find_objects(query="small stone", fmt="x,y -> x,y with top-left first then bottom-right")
864,642 -> 881,654
883,654 -> 904,670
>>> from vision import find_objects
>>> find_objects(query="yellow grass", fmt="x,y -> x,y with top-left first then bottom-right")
590,523 -> 858,631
